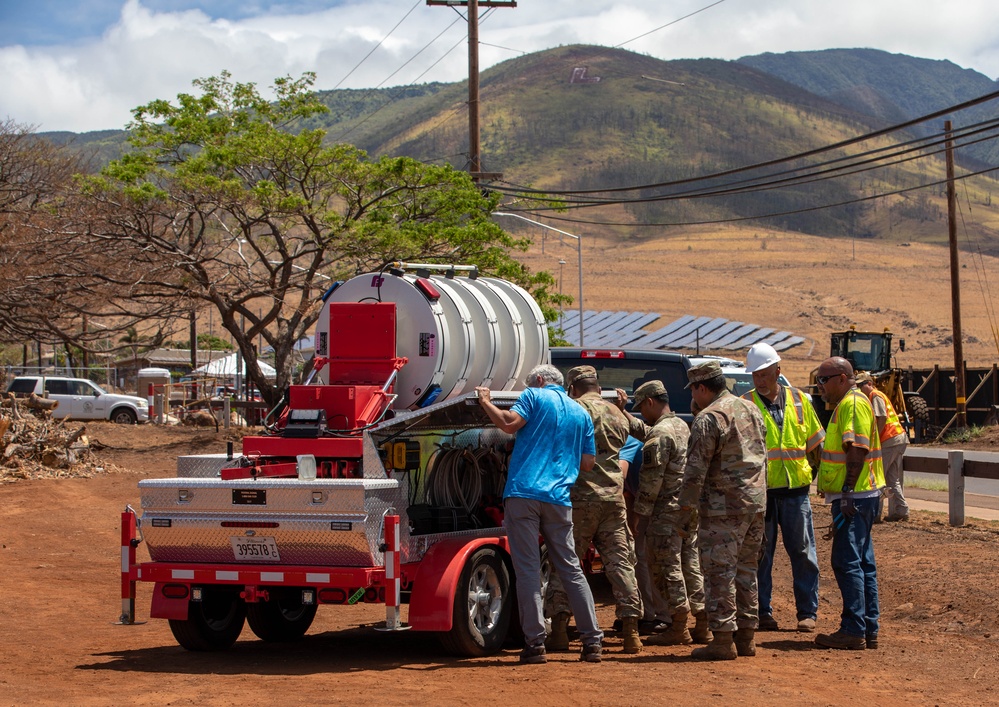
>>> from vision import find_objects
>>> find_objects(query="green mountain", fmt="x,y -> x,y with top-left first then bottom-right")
737,48 -> 999,166
41,45 -> 999,250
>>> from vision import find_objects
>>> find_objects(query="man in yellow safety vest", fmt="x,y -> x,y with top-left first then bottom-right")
813,357 -> 886,651
742,343 -> 825,634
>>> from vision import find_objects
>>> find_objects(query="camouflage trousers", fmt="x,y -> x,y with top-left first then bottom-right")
698,511 -> 765,632
546,499 -> 643,619
645,515 -> 706,618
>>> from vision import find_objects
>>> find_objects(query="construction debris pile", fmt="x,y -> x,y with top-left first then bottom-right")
1,393 -> 120,482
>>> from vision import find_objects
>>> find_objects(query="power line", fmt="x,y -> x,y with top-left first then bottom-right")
494,88 -> 999,198
508,163 -> 999,228
332,0 -> 423,90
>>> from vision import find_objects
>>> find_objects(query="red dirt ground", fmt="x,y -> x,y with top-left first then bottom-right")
2,422 -> 998,705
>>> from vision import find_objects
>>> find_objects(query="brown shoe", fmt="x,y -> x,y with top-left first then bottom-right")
758,615 -> 779,631
621,616 -> 643,654
797,617 -> 816,633
866,634 -> 879,649
546,612 -> 571,652
579,642 -> 602,663
691,631 -> 737,661
691,611 -> 713,644
815,630 -> 866,650
734,628 -> 756,657
645,610 -> 692,646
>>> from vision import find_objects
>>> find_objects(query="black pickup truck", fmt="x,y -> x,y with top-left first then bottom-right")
550,347 -> 693,422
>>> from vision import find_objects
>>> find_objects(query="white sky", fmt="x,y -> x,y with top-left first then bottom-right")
1,0 -> 998,133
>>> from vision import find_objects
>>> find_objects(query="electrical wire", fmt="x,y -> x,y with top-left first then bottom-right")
498,122 -> 999,211
332,0 -> 424,90
509,163 -> 999,228
492,88 -> 999,198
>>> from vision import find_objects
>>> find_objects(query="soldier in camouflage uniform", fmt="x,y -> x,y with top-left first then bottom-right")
545,365 -> 644,654
622,380 -> 708,646
677,361 -> 767,661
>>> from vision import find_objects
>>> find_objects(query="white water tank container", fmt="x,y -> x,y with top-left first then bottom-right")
314,269 -> 549,409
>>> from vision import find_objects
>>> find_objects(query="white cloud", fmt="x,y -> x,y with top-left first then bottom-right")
1,0 -> 998,132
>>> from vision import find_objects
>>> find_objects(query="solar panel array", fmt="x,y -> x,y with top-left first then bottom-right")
555,310 -> 804,353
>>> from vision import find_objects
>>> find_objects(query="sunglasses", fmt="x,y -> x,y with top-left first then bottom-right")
816,373 -> 843,385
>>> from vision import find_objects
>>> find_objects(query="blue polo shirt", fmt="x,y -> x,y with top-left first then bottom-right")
620,435 -> 644,497
504,384 -> 596,507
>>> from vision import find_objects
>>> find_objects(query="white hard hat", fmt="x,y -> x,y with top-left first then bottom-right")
745,343 -> 781,373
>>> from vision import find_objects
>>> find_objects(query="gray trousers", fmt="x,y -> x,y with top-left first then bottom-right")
504,497 -> 603,647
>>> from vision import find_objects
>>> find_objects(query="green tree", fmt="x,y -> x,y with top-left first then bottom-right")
69,71 -> 558,405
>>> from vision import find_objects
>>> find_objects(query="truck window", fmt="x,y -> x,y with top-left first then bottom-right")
7,378 -> 37,396
44,380 -> 71,395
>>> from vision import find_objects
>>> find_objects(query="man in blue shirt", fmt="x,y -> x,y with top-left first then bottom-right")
476,364 -> 603,664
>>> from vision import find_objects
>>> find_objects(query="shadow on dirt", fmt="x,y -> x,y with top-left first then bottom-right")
77,624 -> 514,675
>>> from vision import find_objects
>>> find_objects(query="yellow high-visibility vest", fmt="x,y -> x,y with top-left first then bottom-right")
817,389 -> 886,493
744,387 -> 825,490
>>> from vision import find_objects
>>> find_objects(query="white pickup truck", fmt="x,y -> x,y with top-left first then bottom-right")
6,375 -> 149,424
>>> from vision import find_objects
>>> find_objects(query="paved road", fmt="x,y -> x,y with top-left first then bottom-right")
906,446 -> 999,496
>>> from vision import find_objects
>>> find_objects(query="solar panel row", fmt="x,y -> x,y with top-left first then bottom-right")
552,311 -> 804,353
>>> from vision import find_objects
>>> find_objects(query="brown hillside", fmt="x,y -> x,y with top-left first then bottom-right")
518,223 -> 999,386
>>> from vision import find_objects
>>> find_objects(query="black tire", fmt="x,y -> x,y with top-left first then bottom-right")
439,547 -> 511,657
904,393 -> 930,423
110,407 -> 137,425
245,588 -> 318,642
168,588 -> 246,651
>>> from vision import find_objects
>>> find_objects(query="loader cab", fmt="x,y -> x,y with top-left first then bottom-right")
830,326 -> 902,374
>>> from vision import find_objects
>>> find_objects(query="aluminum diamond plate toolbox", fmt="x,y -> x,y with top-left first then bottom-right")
139,477 -> 409,566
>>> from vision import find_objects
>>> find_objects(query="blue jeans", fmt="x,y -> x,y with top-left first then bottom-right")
830,496 -> 880,638
503,497 -> 603,647
758,491 -> 820,621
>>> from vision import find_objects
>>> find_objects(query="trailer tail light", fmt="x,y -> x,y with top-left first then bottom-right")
162,583 -> 190,600
580,350 -> 625,358
319,588 -> 348,604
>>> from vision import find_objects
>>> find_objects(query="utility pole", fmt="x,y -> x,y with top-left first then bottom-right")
944,120 -> 967,429
426,0 -> 515,182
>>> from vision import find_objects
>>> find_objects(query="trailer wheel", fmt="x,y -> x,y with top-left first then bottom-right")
168,588 -> 246,651
246,588 -> 318,642
440,547 -> 511,657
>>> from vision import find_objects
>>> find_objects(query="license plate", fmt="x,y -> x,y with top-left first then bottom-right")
230,536 -> 281,562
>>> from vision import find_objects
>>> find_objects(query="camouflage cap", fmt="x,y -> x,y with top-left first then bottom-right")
855,372 -> 873,385
633,380 -> 668,408
565,365 -> 598,388
685,360 -> 724,388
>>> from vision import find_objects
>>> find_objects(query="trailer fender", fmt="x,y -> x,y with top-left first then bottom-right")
150,582 -> 189,620
407,537 -> 510,632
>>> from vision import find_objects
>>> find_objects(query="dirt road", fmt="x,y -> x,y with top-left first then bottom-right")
2,423 -> 998,705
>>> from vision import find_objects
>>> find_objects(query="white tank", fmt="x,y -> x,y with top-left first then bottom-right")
314,269 -> 549,409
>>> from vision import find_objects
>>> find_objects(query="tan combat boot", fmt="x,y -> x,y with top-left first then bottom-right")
691,611 -> 712,644
690,630 -> 737,661
621,616 -> 643,654
734,627 -> 756,657
546,612 -> 571,651
645,609 -> 692,646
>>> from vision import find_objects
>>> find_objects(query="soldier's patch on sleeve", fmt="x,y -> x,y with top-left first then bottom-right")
643,439 -> 662,468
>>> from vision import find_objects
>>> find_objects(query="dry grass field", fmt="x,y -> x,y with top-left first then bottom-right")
520,223 -> 999,385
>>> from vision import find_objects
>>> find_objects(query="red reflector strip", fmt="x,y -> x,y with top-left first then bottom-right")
221,521 -> 280,529
580,350 -> 625,358
162,583 -> 190,599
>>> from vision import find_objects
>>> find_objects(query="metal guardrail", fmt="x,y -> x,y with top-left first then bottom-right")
903,447 -> 999,526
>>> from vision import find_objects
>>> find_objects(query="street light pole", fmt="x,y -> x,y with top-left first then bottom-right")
493,212 -> 585,346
